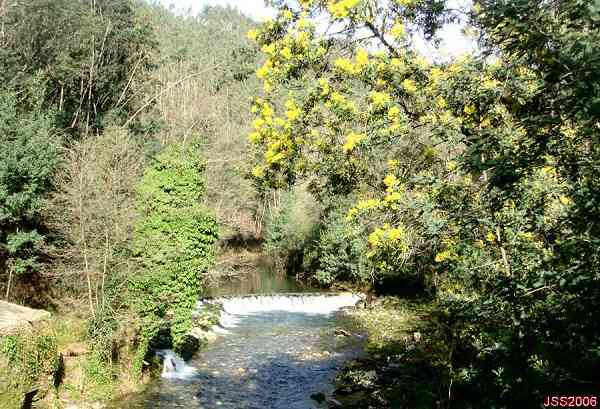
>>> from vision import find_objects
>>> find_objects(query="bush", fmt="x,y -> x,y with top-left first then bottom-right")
0,90 -> 59,302
130,142 -> 218,374
0,329 -> 60,408
303,209 -> 370,286
263,188 -> 320,276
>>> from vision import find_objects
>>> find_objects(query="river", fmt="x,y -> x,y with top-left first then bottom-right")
115,263 -> 363,408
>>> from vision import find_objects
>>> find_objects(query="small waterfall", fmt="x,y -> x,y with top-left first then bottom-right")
199,293 -> 361,330
156,349 -> 197,380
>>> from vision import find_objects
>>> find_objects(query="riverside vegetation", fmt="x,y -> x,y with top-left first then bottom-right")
1,0 -> 599,408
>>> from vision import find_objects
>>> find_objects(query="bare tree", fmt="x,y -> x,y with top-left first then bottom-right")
46,127 -> 143,314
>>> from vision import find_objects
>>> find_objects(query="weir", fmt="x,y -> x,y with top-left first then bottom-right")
150,292 -> 364,408
199,292 -> 362,315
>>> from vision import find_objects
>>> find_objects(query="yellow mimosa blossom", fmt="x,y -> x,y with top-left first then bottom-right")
251,166 -> 264,178
448,63 -> 462,74
368,229 -> 383,247
274,117 -> 287,128
435,250 -> 453,263
261,43 -> 276,55
345,207 -> 359,220
560,125 -> 577,139
285,100 -> 301,121
464,104 -> 476,115
391,58 -> 403,68
559,195 -> 572,205
383,174 -> 398,188
299,0 -> 314,9
368,225 -> 406,249
518,232 -> 535,241
297,31 -> 310,47
388,159 -> 399,169
370,91 -> 391,107
387,227 -> 404,241
356,49 -> 369,68
328,0 -> 361,19
356,198 -> 380,210
384,191 -> 402,203
256,66 -> 269,80
297,17 -> 311,30
318,78 -> 330,96
334,57 -> 359,75
486,231 -> 496,243
482,78 -> 500,90
342,132 -> 366,152
252,118 -> 265,130
248,132 -> 261,144
281,47 -> 293,60
247,29 -> 258,41
390,22 -> 405,38
435,96 -> 448,109
282,9 -> 293,20
388,106 -> 401,121
402,78 -> 417,93
265,149 -> 285,164
429,67 -> 443,82
261,103 -> 273,118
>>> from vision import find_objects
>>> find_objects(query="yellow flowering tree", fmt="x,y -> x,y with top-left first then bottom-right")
247,1 -> 600,405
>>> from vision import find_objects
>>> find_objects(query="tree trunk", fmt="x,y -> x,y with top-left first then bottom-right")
5,268 -> 12,301
78,169 -> 95,318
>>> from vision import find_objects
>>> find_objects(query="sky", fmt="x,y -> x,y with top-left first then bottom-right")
159,0 -> 276,20
158,0 -> 475,60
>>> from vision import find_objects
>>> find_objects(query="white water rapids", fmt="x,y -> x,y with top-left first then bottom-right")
198,293 -> 361,336
138,293 -> 364,409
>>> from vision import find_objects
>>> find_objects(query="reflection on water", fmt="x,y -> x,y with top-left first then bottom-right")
205,256 -> 314,297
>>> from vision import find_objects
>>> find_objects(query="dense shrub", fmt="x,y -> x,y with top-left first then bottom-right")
303,209 -> 370,286
0,330 -> 60,408
263,189 -> 320,276
130,143 -> 218,374
0,91 -> 59,301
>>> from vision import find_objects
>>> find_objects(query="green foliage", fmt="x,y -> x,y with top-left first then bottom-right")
82,350 -> 115,401
263,189 -> 320,276
0,91 -> 59,297
248,0 -> 600,406
0,0 -> 156,132
0,331 -> 60,408
130,143 -> 218,371
143,3 -> 262,239
303,209 -> 370,286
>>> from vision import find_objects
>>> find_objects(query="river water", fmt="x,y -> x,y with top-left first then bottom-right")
117,265 -> 363,408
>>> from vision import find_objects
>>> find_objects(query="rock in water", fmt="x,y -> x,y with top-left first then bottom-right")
310,392 -> 326,403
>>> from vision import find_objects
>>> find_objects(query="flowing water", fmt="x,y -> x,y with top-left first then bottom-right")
114,266 -> 363,408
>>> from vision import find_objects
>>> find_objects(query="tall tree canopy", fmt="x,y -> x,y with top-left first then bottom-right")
0,0 -> 156,133
247,0 -> 600,405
